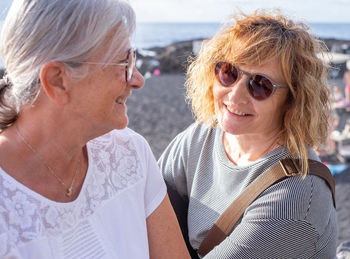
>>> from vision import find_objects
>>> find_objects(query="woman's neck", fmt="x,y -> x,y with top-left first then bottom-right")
223,131 -> 282,166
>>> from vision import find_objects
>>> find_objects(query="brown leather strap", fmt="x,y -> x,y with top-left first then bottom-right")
197,158 -> 336,257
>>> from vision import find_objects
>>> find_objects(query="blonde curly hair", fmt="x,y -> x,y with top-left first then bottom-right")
186,9 -> 331,176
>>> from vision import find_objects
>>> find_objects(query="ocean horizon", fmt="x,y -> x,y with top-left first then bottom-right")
133,22 -> 350,49
1,21 -> 350,68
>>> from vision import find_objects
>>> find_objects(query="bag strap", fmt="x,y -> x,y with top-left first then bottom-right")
197,158 -> 336,257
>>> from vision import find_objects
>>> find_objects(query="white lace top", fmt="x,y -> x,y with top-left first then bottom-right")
0,128 -> 167,258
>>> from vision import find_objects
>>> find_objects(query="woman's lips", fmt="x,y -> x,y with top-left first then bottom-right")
116,96 -> 126,104
226,105 -> 249,116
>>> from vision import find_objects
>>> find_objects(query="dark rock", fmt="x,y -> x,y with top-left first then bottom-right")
320,38 -> 350,54
138,40 -> 199,75
138,37 -> 350,76
157,40 -> 195,73
136,54 -> 157,75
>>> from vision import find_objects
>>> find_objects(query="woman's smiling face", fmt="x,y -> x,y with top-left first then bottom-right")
68,42 -> 144,135
213,58 -> 289,137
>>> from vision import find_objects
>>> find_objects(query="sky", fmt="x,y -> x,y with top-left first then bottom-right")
0,0 -> 350,23
129,0 -> 350,23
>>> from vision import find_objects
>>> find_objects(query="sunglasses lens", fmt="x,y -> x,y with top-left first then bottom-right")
215,62 -> 238,87
215,62 -> 278,101
248,75 -> 274,100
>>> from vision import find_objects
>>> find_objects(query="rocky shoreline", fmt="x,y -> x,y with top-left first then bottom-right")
1,37 -> 349,78
136,37 -> 350,78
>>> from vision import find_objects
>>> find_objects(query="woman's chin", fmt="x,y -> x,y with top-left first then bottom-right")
114,117 -> 129,130
218,119 -> 240,135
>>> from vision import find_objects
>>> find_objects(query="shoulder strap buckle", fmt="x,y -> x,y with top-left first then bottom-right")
279,158 -> 300,177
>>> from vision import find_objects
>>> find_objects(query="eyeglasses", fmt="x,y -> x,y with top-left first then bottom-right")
80,48 -> 136,82
214,61 -> 288,101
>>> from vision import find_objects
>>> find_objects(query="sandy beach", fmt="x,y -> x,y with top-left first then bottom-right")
127,73 -> 350,247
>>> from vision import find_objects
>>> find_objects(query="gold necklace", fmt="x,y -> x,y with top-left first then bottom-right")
15,124 -> 81,197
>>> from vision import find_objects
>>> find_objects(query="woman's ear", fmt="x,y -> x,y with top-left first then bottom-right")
39,62 -> 70,105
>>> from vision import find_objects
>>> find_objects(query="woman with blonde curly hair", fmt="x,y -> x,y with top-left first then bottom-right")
159,9 -> 337,258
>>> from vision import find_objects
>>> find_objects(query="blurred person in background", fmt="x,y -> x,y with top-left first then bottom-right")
344,61 -> 350,103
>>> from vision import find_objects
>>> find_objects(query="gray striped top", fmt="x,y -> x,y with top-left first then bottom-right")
158,123 -> 337,258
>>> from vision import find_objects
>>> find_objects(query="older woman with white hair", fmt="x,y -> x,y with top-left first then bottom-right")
0,0 -> 190,258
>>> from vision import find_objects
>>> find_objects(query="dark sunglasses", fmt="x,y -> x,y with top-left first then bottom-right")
214,61 -> 288,101
80,48 -> 136,82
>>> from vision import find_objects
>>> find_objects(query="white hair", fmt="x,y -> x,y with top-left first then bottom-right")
0,0 -> 135,130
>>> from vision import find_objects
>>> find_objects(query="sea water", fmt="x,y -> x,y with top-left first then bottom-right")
0,22 -> 350,68
133,22 -> 350,49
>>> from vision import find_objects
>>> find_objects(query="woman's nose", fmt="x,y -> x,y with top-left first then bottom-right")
128,67 -> 144,89
227,75 -> 250,103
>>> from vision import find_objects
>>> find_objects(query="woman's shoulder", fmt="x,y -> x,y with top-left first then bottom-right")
91,128 -> 149,150
171,122 -> 217,146
252,171 -> 335,226
158,122 -> 217,163
88,128 -> 155,174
